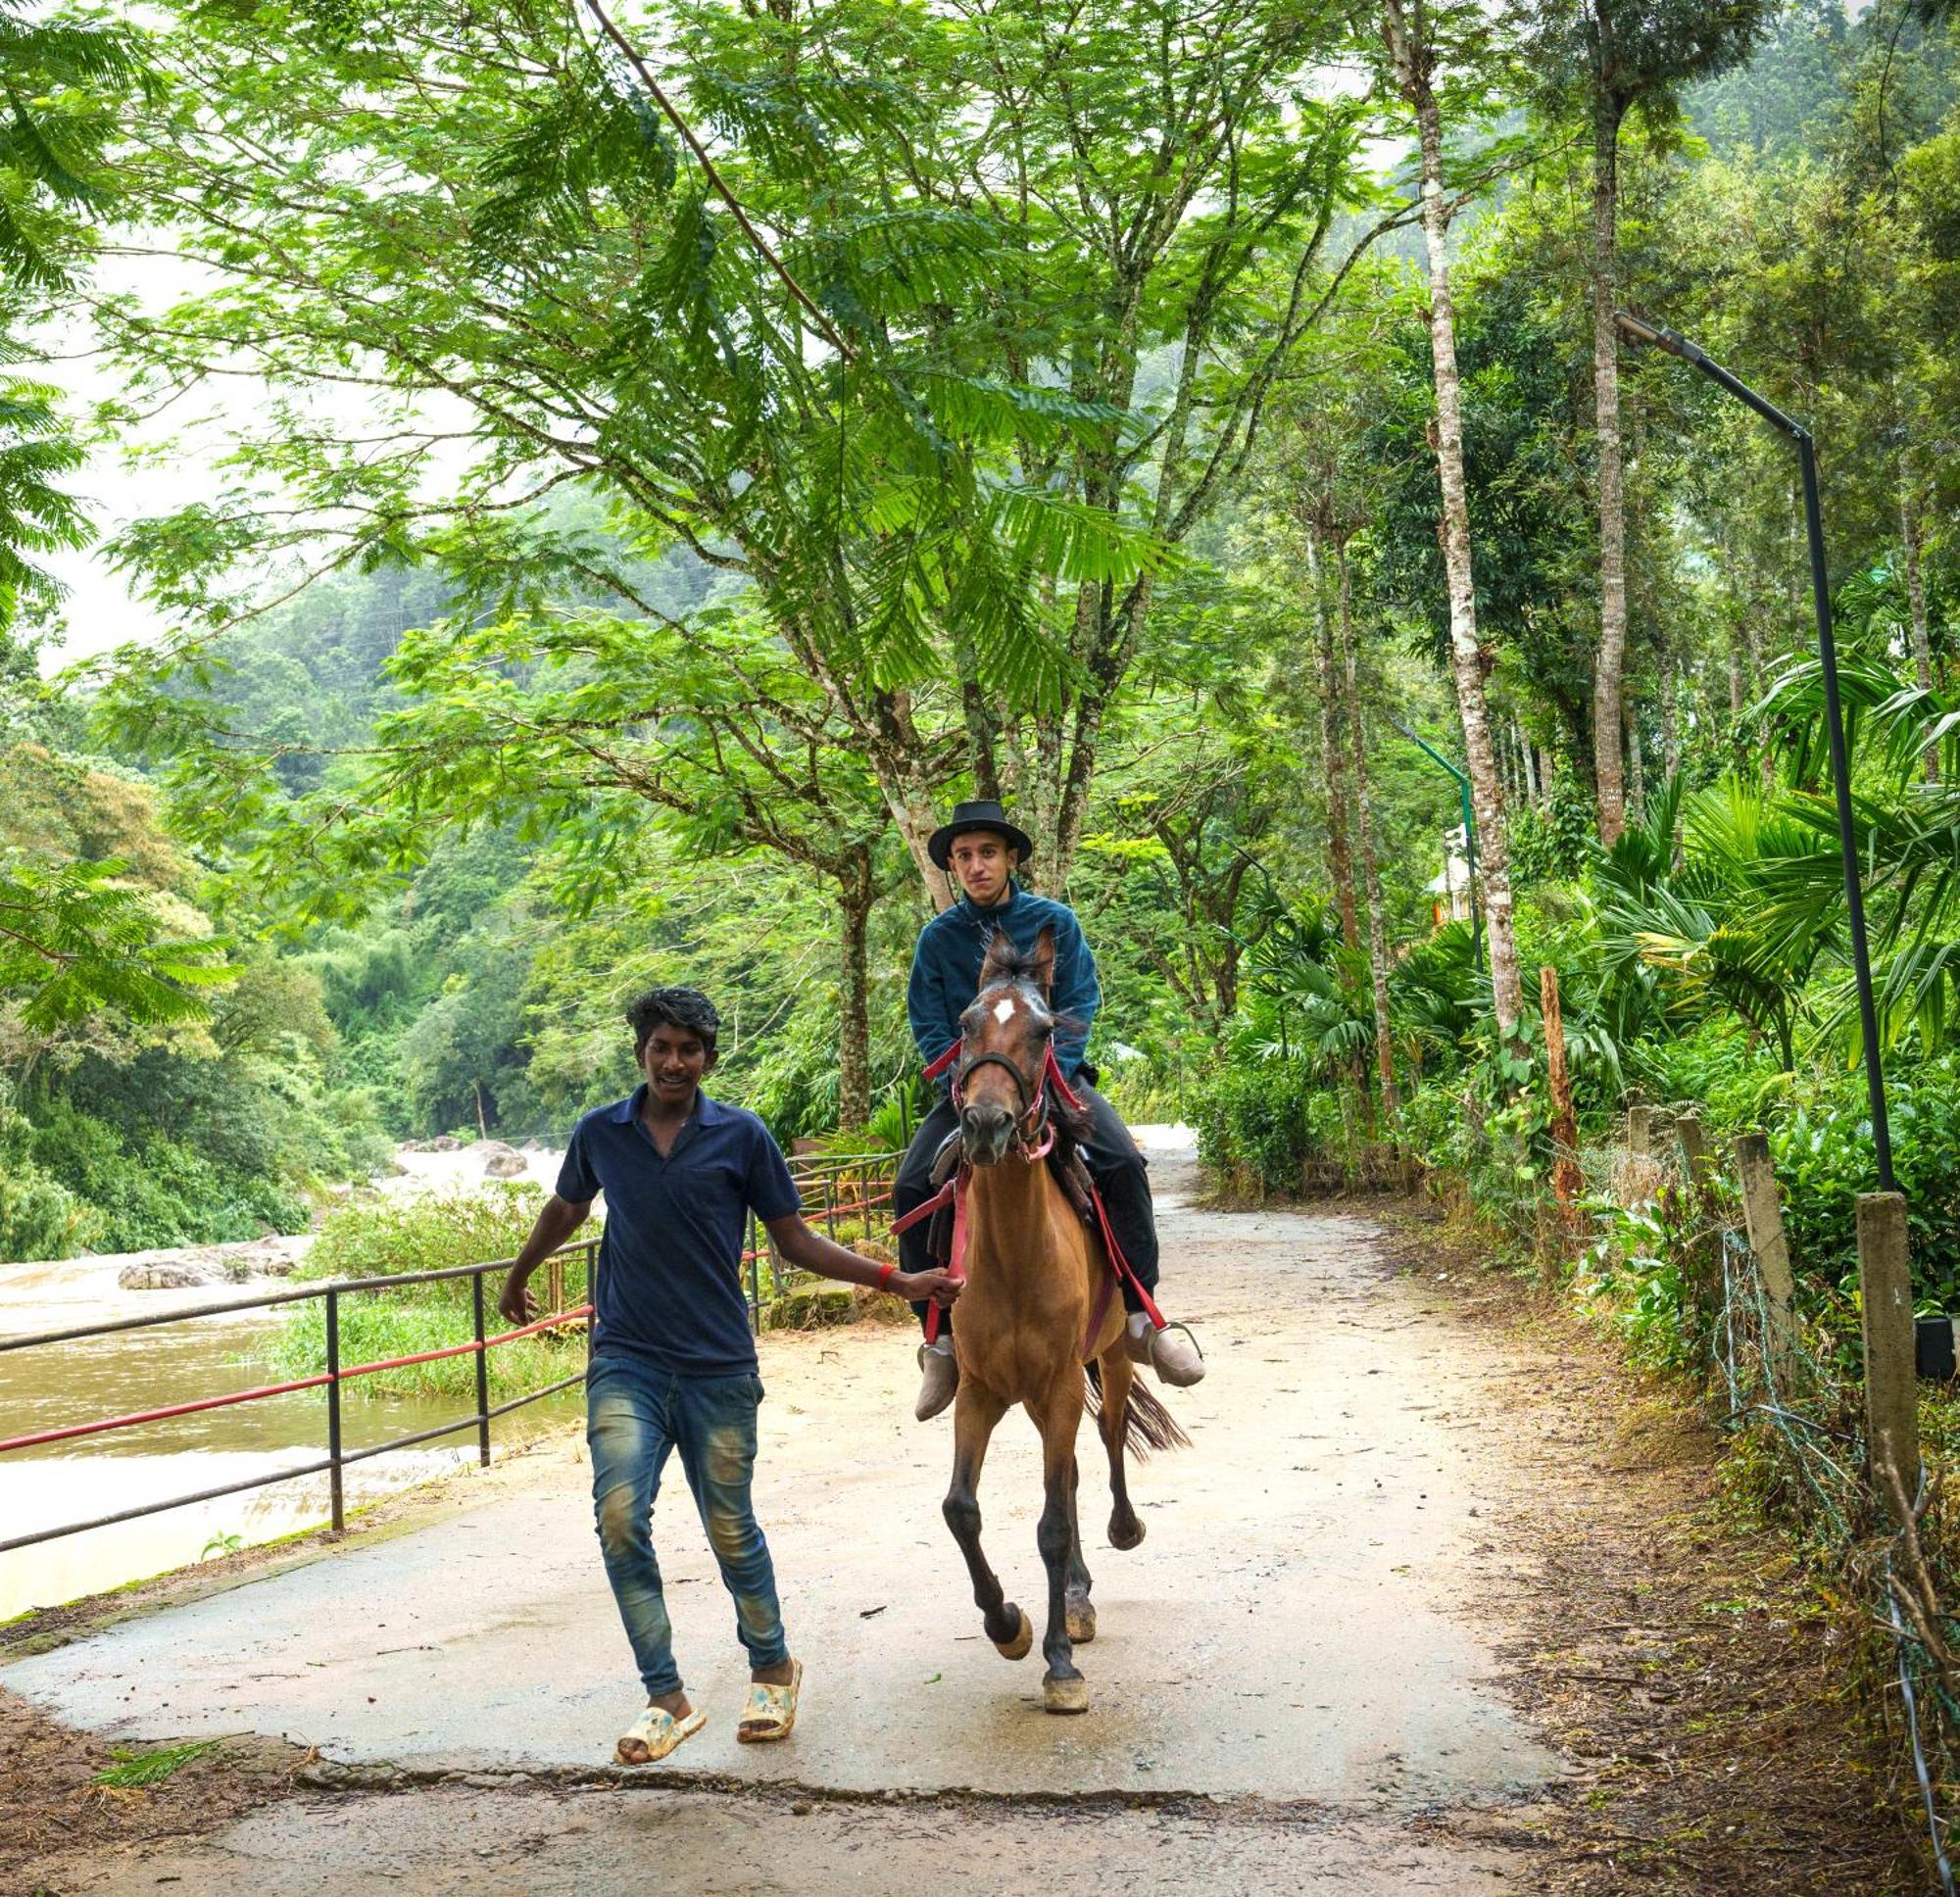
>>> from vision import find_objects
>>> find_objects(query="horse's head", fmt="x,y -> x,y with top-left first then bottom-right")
956,924 -> 1058,1165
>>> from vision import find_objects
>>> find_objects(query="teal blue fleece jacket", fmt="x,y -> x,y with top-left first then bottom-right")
906,882 -> 1099,1083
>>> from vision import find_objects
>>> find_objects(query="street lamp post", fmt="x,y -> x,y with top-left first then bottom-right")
1614,311 -> 1895,1194
1390,717 -> 1483,974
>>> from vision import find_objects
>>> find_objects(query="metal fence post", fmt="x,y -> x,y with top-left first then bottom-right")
471,1272 -> 491,1469
748,1210 -> 761,1332
325,1289 -> 345,1534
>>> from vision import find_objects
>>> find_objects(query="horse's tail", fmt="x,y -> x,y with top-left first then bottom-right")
1083,1360 -> 1190,1459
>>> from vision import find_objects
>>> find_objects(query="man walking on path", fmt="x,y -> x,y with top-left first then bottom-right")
500,987 -> 959,1767
894,800 -> 1206,1421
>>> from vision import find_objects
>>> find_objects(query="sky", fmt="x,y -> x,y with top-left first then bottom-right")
32,245 -> 467,678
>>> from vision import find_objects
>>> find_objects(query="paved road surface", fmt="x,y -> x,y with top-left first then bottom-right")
5,1140 -> 1567,1892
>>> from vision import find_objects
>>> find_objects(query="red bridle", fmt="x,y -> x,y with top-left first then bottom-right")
926,1009 -> 1062,1163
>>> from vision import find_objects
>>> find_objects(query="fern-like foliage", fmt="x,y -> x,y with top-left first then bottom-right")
0,854 -> 231,1029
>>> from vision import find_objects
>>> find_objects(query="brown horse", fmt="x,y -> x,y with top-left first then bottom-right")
940,925 -> 1185,1714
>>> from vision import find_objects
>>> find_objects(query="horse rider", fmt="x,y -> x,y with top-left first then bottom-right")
894,799 -> 1207,1421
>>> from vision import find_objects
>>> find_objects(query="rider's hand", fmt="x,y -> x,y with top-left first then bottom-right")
498,1272 -> 538,1327
902,1269 -> 961,1308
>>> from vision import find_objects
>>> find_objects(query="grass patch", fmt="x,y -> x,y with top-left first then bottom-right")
264,1186 -> 591,1399
91,1738 -> 222,1787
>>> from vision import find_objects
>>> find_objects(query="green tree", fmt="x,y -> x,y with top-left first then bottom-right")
1522,0 -> 1769,845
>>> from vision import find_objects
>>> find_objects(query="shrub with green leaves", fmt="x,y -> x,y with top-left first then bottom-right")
1622,1016 -> 1793,1135
1189,1058 -> 1340,1197
1769,1054 -> 1960,1309
25,1097 -> 309,1251
270,1185 -> 591,1397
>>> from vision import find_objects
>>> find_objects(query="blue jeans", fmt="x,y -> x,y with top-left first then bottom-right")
584,1351 -> 789,1696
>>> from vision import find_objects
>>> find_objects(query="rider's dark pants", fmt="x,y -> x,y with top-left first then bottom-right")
893,1082 -> 1158,1335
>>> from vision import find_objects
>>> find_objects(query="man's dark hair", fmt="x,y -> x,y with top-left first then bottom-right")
627,986 -> 720,1053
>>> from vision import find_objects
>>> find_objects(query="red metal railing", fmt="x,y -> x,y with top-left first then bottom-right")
0,1245 -> 600,1556
0,1148 -> 902,1560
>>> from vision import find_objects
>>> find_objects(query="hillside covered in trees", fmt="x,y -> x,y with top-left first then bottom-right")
0,0 -> 1947,1295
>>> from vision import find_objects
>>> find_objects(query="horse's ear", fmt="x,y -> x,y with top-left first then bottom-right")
979,928 -> 1016,989
1030,925 -> 1056,998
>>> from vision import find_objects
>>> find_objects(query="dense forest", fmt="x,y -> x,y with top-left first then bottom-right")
0,0 -> 1953,1296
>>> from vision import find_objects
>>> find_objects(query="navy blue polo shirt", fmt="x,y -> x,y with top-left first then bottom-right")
557,1086 -> 801,1376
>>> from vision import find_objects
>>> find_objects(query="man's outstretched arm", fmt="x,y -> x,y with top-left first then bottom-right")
498,1194 -> 593,1324
765,1216 -> 960,1307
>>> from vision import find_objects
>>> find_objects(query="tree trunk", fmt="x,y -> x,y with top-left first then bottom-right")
1590,95 -> 1631,848
1625,708 -> 1644,823
1382,0 -> 1526,1047
1310,530 -> 1360,951
473,1080 -> 488,1142
1902,482 -> 1937,783
1518,720 -> 1538,803
1339,540 -> 1400,1123
865,690 -> 956,911
836,854 -> 874,1132
1541,965 -> 1582,1230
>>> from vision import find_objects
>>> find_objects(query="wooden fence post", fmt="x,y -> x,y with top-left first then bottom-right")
1627,1103 -> 1659,1158
1674,1110 -> 1720,1322
1733,1132 -> 1797,1390
1858,1191 -> 1920,1520
1540,966 -> 1582,1229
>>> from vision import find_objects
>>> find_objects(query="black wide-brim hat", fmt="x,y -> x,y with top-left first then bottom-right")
927,799 -> 1035,870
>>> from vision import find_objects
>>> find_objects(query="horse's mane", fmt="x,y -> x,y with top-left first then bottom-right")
978,939 -> 1050,992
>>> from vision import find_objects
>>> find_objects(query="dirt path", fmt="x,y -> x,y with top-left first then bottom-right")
0,1149 -> 1907,1893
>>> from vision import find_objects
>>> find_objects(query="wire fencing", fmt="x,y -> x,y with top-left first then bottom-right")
1567,1113 -> 1958,1890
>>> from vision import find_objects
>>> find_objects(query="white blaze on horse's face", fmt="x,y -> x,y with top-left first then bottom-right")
993,997 -> 1015,1025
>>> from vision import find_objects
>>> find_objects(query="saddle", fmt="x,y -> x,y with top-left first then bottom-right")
919,1124 -> 1098,1270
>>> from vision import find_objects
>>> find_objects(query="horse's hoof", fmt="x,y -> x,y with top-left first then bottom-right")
1043,1672 -> 1089,1715
994,1605 -> 1033,1661
1065,1597 -> 1097,1644
1108,1512 -> 1145,1552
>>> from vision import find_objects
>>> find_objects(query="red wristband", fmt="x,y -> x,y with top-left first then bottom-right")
876,1261 -> 897,1293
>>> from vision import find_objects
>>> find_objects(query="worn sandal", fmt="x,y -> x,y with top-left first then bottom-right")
616,1703 -> 707,1766
736,1659 -> 803,1744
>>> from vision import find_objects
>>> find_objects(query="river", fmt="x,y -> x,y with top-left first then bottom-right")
0,1144 -> 582,1625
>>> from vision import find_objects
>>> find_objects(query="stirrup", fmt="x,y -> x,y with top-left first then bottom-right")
1131,1319 -> 1204,1383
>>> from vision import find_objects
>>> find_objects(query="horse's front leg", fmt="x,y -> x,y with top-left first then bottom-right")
1064,1453 -> 1096,1644
942,1384 -> 1030,1659
1035,1386 -> 1089,1713
1097,1348 -> 1145,1550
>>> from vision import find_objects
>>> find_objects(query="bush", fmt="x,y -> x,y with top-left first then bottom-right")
25,1099 -> 310,1251
1098,1061 -> 1189,1127
1623,1017 -> 1793,1135
1190,1058 -> 1339,1197
1769,1054 -> 1960,1308
0,1159 -> 92,1260
1401,1065 -> 1552,1249
270,1184 -> 591,1398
